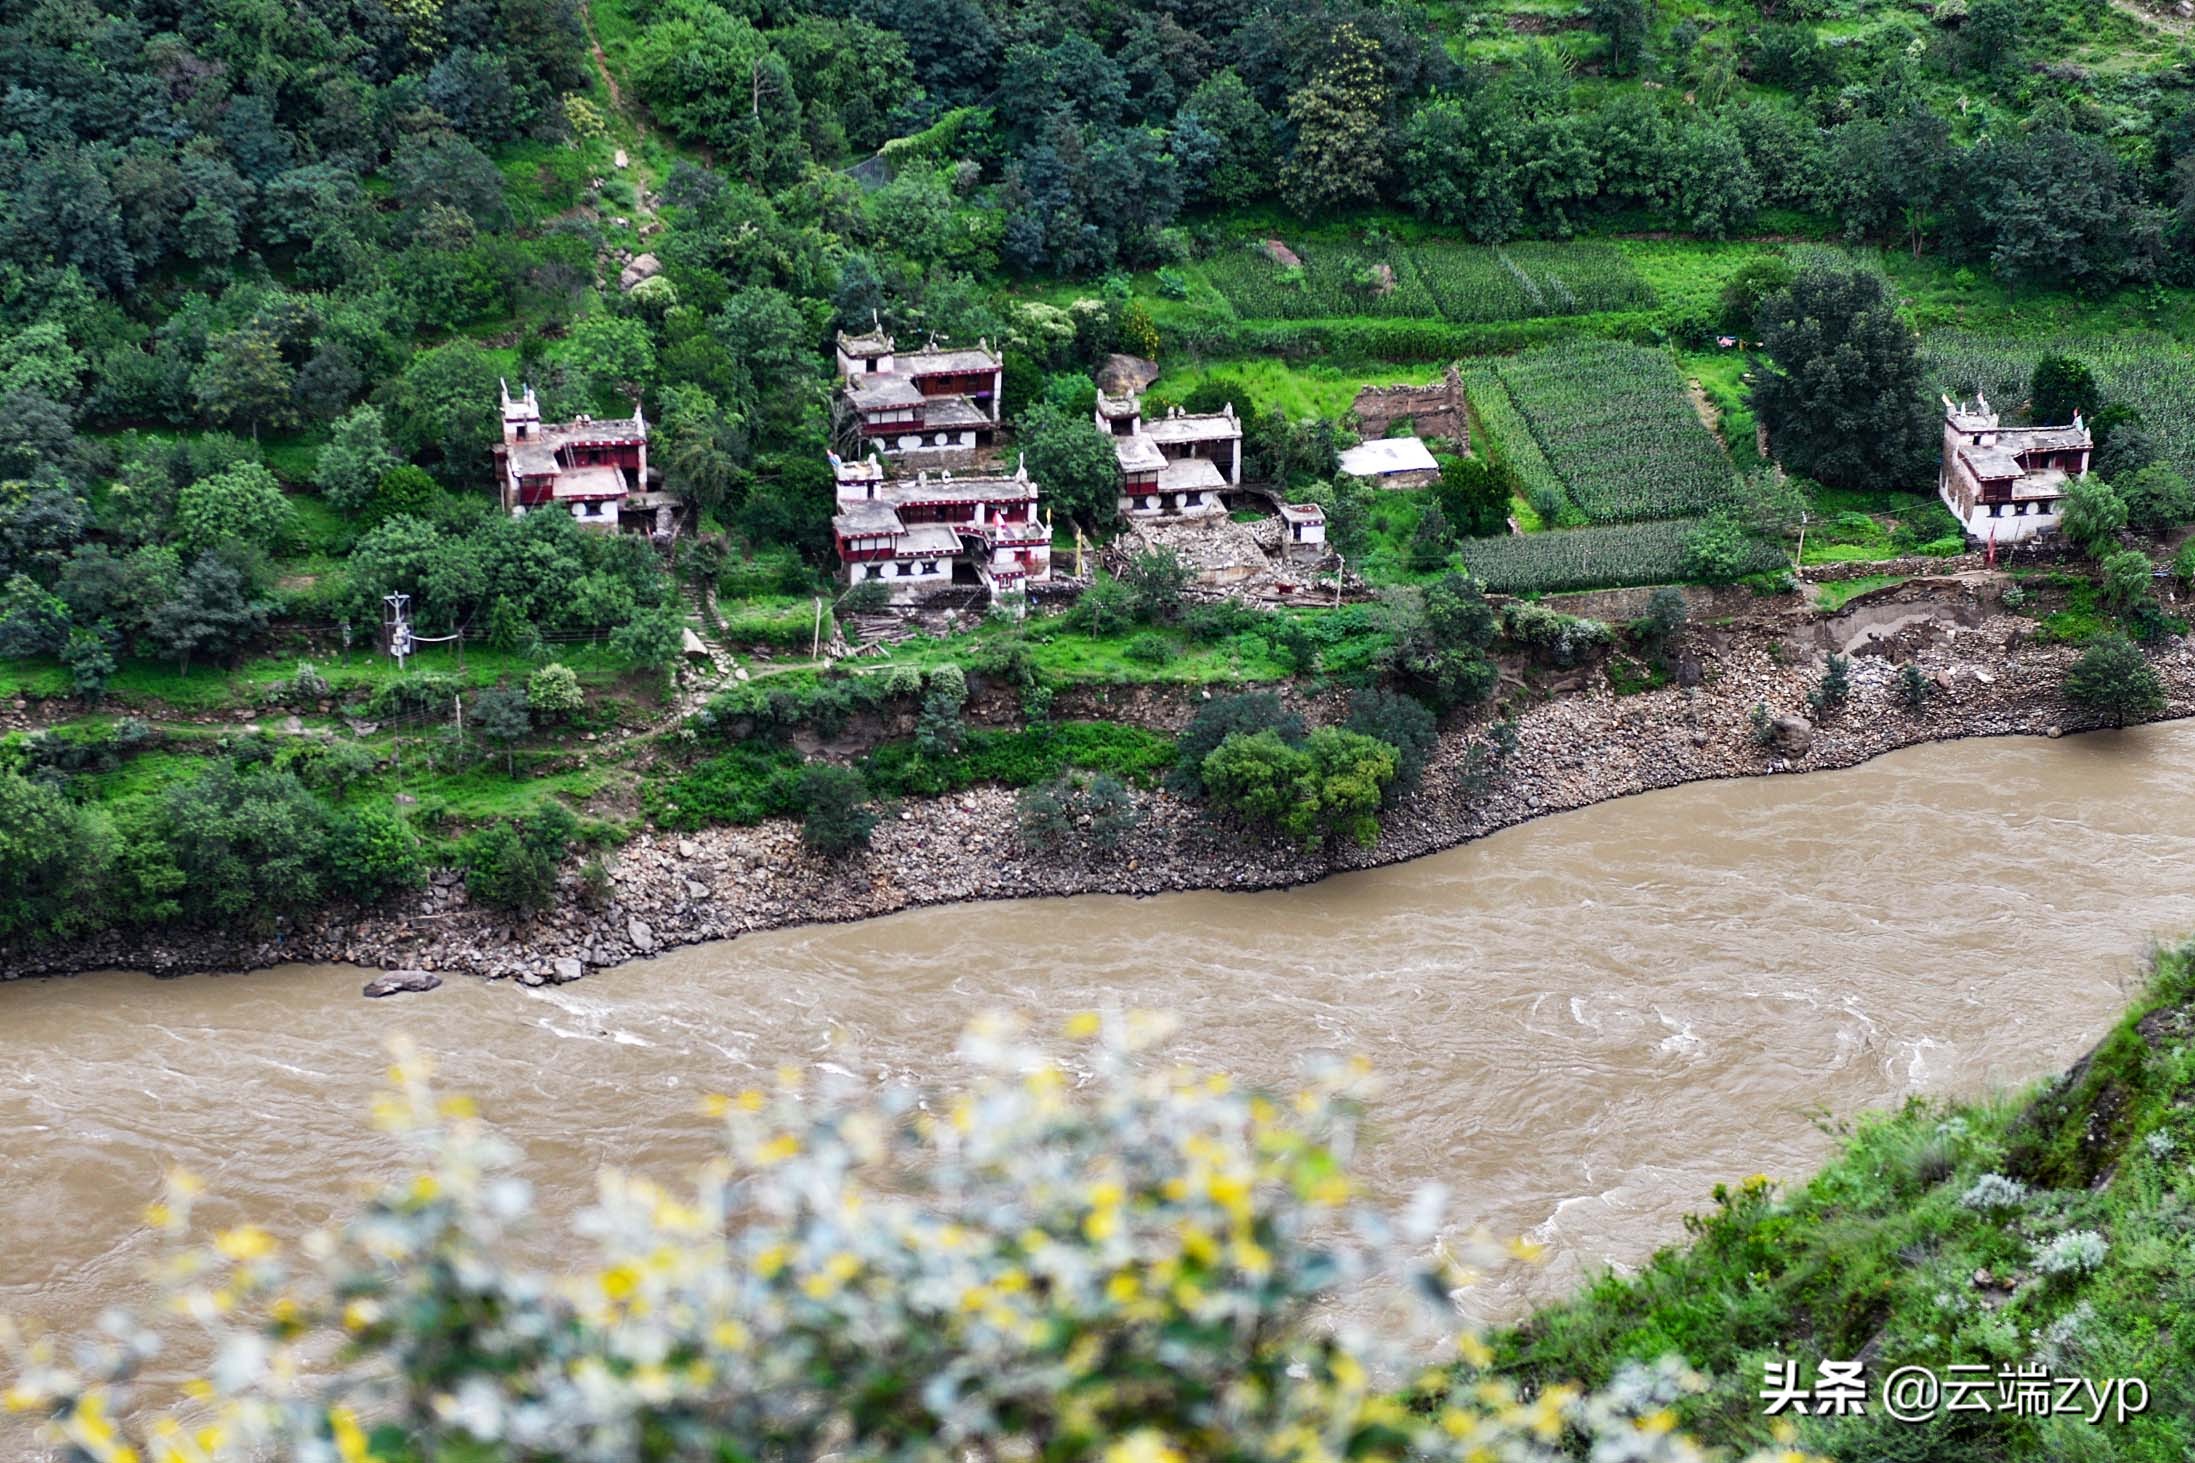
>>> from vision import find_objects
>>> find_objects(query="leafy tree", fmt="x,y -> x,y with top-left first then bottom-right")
327,807 -> 427,904
1019,400 -> 1122,527
1630,586 -> 1689,669
2099,549 -> 2155,613
0,574 -> 70,658
193,329 -> 298,437
473,682 -> 533,774
1808,654 -> 1850,715
1120,548 -> 1192,623
1385,572 -> 1499,711
1166,691 -> 1307,796
2118,464 -> 2195,536
315,406 -> 399,514
1342,688 -> 1438,800
1682,513 -> 1763,585
119,764 -> 333,930
1201,727 -> 1399,851
393,340 -> 502,477
1432,455 -> 1516,539
798,764 -> 877,855
464,805 -> 579,915
143,553 -> 271,674
1754,266 -> 1935,492
1,486 -> 90,582
2057,477 -> 2128,559
1962,0 -> 2022,73
0,770 -> 115,943
175,463 -> 294,556
610,608 -> 686,669
1899,662 -> 1931,713
1279,26 -> 1390,216
2030,356 -> 2098,427
528,663 -> 586,719
1178,70 -> 1276,207
62,625 -> 117,698
1589,0 -> 1650,77
2062,635 -> 2164,727
1720,255 -> 1796,337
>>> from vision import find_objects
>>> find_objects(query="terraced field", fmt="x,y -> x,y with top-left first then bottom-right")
1493,340 -> 1741,523
1459,517 -> 1780,592
1199,240 -> 1654,324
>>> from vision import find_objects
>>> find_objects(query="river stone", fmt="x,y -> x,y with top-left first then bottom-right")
553,957 -> 585,983
362,969 -> 442,998
1770,715 -> 1814,758
629,918 -> 655,952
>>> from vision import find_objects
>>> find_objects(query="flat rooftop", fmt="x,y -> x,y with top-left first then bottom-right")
1339,436 -> 1440,477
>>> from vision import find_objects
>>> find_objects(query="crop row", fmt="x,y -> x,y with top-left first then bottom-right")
1494,340 -> 1742,524
1458,518 -> 1781,594
1455,364 -> 1579,524
1920,331 -> 2195,483
1199,242 -> 1654,325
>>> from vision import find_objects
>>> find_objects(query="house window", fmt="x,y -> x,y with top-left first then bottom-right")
897,562 -> 913,576
922,560 -> 939,575
865,565 -> 882,580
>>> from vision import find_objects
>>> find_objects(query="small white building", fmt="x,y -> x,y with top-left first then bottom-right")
1338,435 -> 1441,488
1277,501 -> 1327,559
1938,393 -> 2092,545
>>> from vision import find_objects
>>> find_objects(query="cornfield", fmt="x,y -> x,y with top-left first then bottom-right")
1200,241 -> 1653,324
1455,364 -> 1577,522
1459,518 -> 1781,594
1494,340 -> 1742,523
1919,331 -> 2195,482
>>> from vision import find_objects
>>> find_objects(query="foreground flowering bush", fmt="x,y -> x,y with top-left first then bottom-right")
5,1016 -> 1815,1463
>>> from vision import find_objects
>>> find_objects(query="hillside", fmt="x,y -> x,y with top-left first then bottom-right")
1492,941 -> 2195,1461
3,0 -> 2195,952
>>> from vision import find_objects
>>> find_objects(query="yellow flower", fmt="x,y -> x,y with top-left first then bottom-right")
699,1093 -> 731,1118
1637,1408 -> 1678,1435
1455,1332 -> 1494,1369
752,1244 -> 789,1278
755,1134 -> 800,1166
601,1264 -> 640,1302
1063,1011 -> 1102,1039
1106,1270 -> 1140,1303
711,1319 -> 751,1351
213,1227 -> 275,1263
735,1089 -> 766,1112
330,1406 -> 379,1463
1102,1430 -> 1185,1463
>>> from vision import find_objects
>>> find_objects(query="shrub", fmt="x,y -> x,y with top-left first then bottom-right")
1342,687 -> 1438,799
2034,1228 -> 2108,1280
1899,662 -> 1931,713
1807,654 -> 1849,715
1201,727 -> 1399,851
328,806 -> 427,903
1123,631 -> 1172,666
1501,603 -> 1614,668
2063,635 -> 2164,726
865,723 -> 1177,800
1166,692 -> 1306,796
1958,1172 -> 2028,1213
462,815 -> 566,915
798,764 -> 877,856
646,744 -> 807,829
527,662 -> 585,718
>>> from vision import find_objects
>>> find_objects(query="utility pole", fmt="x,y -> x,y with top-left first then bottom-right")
383,592 -> 413,671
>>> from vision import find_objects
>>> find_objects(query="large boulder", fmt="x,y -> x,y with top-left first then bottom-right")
362,969 -> 442,999
1095,353 -> 1160,395
1771,715 -> 1814,758
553,956 -> 586,983
618,252 -> 663,292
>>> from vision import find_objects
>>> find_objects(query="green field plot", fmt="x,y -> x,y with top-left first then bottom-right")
1459,518 -> 1782,594
1919,332 -> 2195,482
1197,240 -> 1655,325
1494,341 -> 1741,524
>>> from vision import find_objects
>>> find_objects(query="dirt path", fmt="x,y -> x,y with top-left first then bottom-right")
580,4 -> 629,115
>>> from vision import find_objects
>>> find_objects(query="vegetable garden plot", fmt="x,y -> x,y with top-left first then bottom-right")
1459,518 -> 1781,594
1199,243 -> 1443,320
1920,332 -> 2195,484
1494,341 -> 1741,523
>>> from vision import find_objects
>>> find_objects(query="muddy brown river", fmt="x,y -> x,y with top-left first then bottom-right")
4,725 -> 2190,1418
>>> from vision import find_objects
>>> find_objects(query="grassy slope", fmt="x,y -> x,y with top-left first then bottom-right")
1493,944 -> 2195,1462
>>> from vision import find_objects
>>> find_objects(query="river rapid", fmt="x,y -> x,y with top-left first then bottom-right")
4,726 -> 2190,1401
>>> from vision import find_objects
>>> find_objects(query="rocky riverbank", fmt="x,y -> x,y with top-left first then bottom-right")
13,577 -> 2194,988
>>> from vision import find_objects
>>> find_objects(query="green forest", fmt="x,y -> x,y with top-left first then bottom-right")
4,0 -> 2195,951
